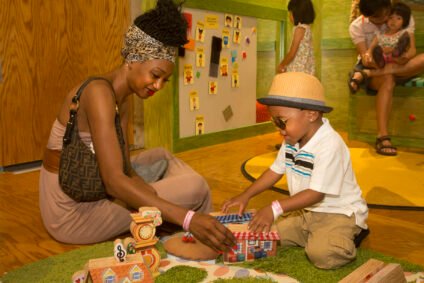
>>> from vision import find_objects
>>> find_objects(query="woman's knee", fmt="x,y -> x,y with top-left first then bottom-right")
190,173 -> 211,199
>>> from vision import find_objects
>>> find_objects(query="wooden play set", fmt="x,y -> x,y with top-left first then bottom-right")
212,211 -> 280,264
72,207 -> 162,283
339,258 -> 407,283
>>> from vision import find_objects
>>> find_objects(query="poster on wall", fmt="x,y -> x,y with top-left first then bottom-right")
178,8 -> 257,138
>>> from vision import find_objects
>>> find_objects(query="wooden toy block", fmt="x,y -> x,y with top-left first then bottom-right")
367,263 -> 406,283
130,207 -> 162,277
339,259 -> 406,283
339,258 -> 385,283
211,211 -> 280,264
88,254 -> 153,283
72,269 -> 88,283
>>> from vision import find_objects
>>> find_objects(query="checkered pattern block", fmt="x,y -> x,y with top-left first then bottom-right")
403,76 -> 424,87
233,231 -> 280,240
215,212 -> 253,224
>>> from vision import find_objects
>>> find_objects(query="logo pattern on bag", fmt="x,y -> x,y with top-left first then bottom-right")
59,77 -> 130,202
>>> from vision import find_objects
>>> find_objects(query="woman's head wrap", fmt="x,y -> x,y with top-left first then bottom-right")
121,24 -> 177,64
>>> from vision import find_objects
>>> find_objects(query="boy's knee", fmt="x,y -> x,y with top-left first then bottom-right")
306,238 -> 356,269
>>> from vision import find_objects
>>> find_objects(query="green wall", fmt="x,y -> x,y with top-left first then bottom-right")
320,0 -> 424,131
142,0 -> 287,152
141,0 -> 424,151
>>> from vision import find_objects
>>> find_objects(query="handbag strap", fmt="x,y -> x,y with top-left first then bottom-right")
63,77 -> 116,145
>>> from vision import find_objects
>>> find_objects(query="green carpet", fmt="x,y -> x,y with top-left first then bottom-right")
2,242 -> 422,283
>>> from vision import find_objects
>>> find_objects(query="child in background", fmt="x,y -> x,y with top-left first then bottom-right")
222,72 -> 369,269
369,2 -> 411,68
277,0 -> 315,75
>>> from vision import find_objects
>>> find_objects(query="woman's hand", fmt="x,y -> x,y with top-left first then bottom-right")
248,205 -> 274,233
189,213 -> 236,252
362,52 -> 373,67
276,64 -> 286,74
393,56 -> 409,65
221,194 -> 250,216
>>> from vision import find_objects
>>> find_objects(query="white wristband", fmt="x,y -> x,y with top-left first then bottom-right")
271,200 -> 284,221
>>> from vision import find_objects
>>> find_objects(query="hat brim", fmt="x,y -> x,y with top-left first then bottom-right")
257,96 -> 333,113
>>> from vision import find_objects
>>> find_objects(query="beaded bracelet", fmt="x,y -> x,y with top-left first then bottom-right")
182,210 -> 195,231
271,200 -> 284,220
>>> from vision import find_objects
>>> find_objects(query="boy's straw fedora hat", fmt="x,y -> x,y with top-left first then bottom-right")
257,72 -> 333,113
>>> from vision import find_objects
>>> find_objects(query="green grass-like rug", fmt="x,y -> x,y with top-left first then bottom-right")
2,242 -> 422,283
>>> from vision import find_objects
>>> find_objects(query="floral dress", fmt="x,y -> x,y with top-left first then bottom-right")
286,24 -> 315,76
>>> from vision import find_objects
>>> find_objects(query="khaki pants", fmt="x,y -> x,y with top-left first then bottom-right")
276,210 -> 361,269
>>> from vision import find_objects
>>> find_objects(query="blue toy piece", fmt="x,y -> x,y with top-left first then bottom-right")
215,212 -> 253,224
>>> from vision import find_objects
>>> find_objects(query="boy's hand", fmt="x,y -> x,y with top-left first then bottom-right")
248,205 -> 274,233
221,194 -> 249,216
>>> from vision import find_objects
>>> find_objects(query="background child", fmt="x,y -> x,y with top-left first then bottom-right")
222,72 -> 369,269
369,2 -> 411,68
277,0 -> 315,75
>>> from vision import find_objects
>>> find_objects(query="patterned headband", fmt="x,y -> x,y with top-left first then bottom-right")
121,24 -> 177,63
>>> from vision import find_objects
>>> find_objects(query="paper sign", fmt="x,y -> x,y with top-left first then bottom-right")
220,57 -> 228,77
195,115 -> 205,135
196,47 -> 205,67
233,29 -> 241,44
231,70 -> 239,88
205,14 -> 219,29
234,15 -> 242,29
196,21 -> 205,42
209,81 -> 218,94
224,14 -> 233,27
189,91 -> 199,111
184,64 -> 194,85
222,29 -> 230,48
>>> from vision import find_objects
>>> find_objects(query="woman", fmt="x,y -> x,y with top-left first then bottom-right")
39,0 -> 235,252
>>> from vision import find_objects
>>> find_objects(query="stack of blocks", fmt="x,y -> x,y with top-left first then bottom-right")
72,207 -> 162,283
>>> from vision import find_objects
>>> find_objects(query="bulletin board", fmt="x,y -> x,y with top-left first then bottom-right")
178,8 -> 257,138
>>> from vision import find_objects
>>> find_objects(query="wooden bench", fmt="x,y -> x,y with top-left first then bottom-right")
348,76 -> 424,148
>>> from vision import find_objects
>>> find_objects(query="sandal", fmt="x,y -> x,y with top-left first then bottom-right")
375,136 -> 397,156
348,71 -> 361,94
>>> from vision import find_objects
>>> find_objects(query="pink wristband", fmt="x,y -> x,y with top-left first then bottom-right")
271,200 -> 284,220
182,210 -> 195,231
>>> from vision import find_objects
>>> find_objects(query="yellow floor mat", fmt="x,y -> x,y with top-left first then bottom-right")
242,148 -> 424,209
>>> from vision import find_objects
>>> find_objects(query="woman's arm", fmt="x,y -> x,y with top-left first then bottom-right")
402,32 -> 416,61
80,82 -> 235,250
276,26 -> 306,72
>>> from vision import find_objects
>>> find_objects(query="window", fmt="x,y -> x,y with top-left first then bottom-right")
105,275 -> 115,283
237,242 -> 243,253
263,241 -> 272,251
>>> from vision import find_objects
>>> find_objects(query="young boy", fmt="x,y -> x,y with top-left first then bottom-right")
222,72 -> 369,269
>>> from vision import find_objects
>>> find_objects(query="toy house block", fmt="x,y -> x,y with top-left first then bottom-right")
88,254 -> 153,283
223,223 -> 280,264
367,263 -> 406,283
339,258 -> 385,283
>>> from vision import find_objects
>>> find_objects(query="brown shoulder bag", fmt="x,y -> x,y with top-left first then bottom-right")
59,77 -> 130,202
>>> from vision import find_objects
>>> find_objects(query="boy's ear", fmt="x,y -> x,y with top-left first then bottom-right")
306,110 -> 320,122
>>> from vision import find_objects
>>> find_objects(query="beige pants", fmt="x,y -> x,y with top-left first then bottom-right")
276,210 -> 361,269
39,148 -> 211,244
